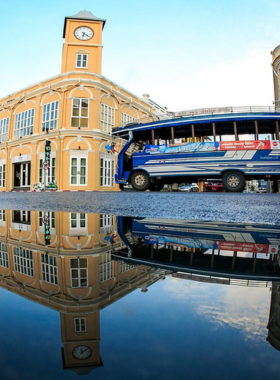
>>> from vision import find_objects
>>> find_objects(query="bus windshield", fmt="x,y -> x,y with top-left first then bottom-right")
112,107 -> 280,192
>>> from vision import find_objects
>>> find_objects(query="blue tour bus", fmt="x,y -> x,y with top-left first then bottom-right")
113,216 -> 280,282
112,107 -> 280,192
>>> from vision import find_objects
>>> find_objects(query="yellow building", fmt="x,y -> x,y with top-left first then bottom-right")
0,209 -> 165,374
0,11 -> 167,191
272,45 -> 280,109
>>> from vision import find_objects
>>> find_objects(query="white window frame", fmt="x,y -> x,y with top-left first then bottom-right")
39,157 -> 56,184
14,109 -> 34,139
70,258 -> 88,288
0,163 -> 5,187
13,210 -> 31,224
100,103 -> 115,133
0,210 -> 5,225
71,98 -> 89,128
0,117 -> 9,143
42,101 -> 59,132
119,260 -> 136,274
69,213 -> 87,236
76,54 -> 88,68
70,152 -> 87,186
99,251 -> 114,283
100,153 -> 114,187
0,243 -> 8,268
13,247 -> 34,277
100,214 -> 114,234
74,318 -> 86,333
121,112 -> 137,127
38,211 -> 56,233
41,253 -> 58,285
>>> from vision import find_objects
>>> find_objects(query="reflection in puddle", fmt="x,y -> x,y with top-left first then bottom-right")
0,209 -> 280,375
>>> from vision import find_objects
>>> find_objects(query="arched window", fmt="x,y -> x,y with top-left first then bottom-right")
14,108 -> 34,138
42,100 -> 59,132
71,98 -> 89,128
0,117 -> 9,143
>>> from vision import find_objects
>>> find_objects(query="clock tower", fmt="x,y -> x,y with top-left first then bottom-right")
60,312 -> 103,375
61,10 -> 106,75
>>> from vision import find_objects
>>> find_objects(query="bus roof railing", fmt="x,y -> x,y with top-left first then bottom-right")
116,105 -> 280,129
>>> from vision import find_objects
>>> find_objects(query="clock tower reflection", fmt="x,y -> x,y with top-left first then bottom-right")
61,313 -> 103,375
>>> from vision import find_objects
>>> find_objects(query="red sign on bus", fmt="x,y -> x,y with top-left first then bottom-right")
218,241 -> 278,254
219,140 -> 271,150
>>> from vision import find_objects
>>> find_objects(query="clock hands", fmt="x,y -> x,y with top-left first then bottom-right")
79,347 -> 89,354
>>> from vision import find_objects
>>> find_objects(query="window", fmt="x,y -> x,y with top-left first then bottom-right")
0,164 -> 5,187
13,210 -> 31,224
70,155 -> 87,185
99,252 -> 114,282
76,54 -> 88,68
100,214 -> 114,228
119,261 -> 136,274
39,158 -> 56,184
41,254 -> 58,285
100,103 -> 115,133
42,101 -> 59,132
71,98 -> 89,128
0,117 -> 9,143
13,247 -> 34,276
121,112 -> 137,127
0,243 -> 8,268
100,214 -> 114,234
100,154 -> 114,187
14,109 -> 34,138
70,213 -> 87,235
75,318 -> 86,333
39,211 -> 56,230
70,258 -> 88,288
0,210 -> 5,222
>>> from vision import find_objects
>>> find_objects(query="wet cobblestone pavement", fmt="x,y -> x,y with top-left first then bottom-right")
0,192 -> 279,225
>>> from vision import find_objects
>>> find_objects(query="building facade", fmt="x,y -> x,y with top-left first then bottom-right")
0,11 -> 167,191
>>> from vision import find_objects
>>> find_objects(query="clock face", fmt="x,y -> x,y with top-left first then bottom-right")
74,26 -> 94,41
72,345 -> 92,360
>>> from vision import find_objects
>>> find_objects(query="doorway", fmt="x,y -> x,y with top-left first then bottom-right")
14,162 -> 31,188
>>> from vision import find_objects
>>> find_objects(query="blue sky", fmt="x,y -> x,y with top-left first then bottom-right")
0,0 -> 279,111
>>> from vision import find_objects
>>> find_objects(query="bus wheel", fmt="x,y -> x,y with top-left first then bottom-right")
222,171 -> 245,192
149,183 -> 164,191
131,171 -> 150,191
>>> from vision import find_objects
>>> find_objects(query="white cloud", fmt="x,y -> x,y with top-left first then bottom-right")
164,276 -> 271,342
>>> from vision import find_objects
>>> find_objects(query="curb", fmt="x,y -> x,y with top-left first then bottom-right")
0,190 -> 101,193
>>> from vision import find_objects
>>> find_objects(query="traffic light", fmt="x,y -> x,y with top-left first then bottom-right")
45,140 -> 51,164
44,213 -> 51,246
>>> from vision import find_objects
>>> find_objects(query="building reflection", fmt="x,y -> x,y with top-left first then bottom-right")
0,210 -> 166,375
0,211 -> 279,374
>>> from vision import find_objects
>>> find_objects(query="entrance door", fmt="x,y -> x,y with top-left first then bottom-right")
14,163 -> 21,187
14,162 -> 31,188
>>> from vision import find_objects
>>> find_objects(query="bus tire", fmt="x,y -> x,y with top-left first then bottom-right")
222,171 -> 245,192
149,183 -> 164,191
131,171 -> 150,191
